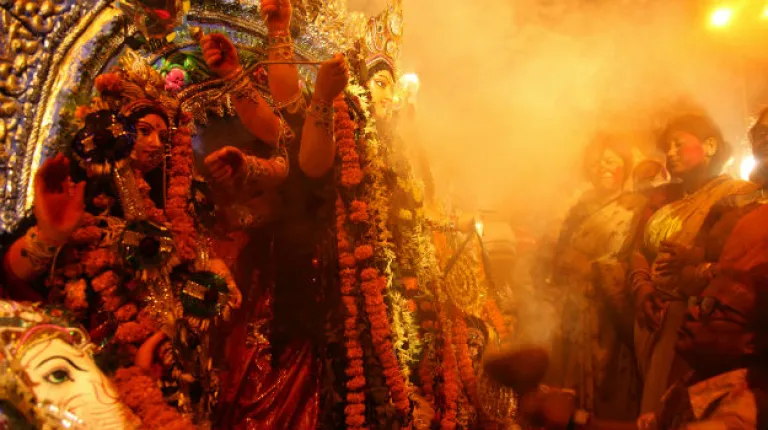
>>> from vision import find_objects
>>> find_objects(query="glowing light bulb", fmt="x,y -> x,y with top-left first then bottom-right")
710,6 -> 734,28
401,73 -> 420,86
474,218 -> 484,237
740,155 -> 756,180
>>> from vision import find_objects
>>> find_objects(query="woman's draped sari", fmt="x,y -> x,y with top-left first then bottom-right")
638,175 -> 756,414
551,190 -> 647,420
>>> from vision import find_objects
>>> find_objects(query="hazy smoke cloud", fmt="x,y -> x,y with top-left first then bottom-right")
352,0 -> 758,231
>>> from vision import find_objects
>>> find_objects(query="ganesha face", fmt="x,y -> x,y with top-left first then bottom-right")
21,337 -> 131,429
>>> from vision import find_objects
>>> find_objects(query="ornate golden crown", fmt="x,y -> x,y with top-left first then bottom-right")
363,0 -> 404,76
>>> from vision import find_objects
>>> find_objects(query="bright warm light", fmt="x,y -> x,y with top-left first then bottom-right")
401,73 -> 420,87
475,218 -> 484,237
762,6 -> 768,19
741,155 -> 756,180
710,7 -> 734,27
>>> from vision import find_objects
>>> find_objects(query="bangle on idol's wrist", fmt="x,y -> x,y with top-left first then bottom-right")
230,76 -> 261,104
307,98 -> 334,137
274,91 -> 306,114
267,31 -> 293,60
223,66 -> 245,82
22,226 -> 59,272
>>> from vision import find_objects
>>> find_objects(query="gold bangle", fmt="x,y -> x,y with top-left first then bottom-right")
230,78 -> 261,104
307,99 -> 334,138
21,226 -> 59,272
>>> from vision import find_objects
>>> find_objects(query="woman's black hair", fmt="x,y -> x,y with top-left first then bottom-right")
582,133 -> 634,182
657,113 -> 732,175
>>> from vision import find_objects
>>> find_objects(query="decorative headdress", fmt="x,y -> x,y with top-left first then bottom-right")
78,50 -> 181,126
362,0 -> 404,77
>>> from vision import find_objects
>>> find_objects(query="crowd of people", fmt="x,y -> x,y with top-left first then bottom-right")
514,110 -> 768,429
1,0 -> 768,428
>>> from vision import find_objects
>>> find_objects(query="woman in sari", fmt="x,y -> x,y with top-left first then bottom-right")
550,134 -> 646,420
631,112 -> 756,414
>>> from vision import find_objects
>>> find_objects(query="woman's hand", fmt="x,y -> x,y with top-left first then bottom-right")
200,33 -> 241,78
33,154 -> 86,246
655,241 -> 704,278
313,54 -> 349,103
635,283 -> 664,330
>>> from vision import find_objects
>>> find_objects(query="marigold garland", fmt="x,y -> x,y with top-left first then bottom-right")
483,299 -> 509,339
438,308 -> 460,430
452,314 -> 479,409
335,92 -> 412,420
113,365 -> 195,429
336,195 -> 368,429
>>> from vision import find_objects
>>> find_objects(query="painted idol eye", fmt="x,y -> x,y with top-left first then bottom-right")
44,368 -> 73,385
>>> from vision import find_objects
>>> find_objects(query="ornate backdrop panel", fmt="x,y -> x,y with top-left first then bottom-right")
0,0 -> 359,232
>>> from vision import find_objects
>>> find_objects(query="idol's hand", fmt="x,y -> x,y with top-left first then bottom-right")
33,154 -> 86,246
204,146 -> 248,187
135,331 -> 167,371
210,258 -> 242,309
261,0 -> 292,33
313,54 -> 349,103
200,33 -> 241,78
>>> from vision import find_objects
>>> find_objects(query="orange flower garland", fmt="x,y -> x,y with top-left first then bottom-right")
164,115 -> 197,263
335,97 -> 363,188
483,299 -> 508,339
335,95 -> 411,420
452,314 -> 478,409
113,366 -> 195,429
336,196 -> 368,429
438,308 -> 459,430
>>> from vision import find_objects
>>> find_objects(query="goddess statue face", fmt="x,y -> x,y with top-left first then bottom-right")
19,336 -> 131,429
663,131 -> 714,176
588,148 -> 625,193
131,113 -> 169,172
367,69 -> 396,124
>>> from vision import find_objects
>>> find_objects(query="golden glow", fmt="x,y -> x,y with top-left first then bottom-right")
762,5 -> 768,19
475,218 -> 484,237
710,6 -> 734,28
401,73 -> 420,87
740,155 -> 756,180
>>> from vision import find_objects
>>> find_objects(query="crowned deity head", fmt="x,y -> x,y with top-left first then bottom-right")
0,301 -> 135,429
78,51 -> 180,175
358,0 -> 403,126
